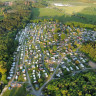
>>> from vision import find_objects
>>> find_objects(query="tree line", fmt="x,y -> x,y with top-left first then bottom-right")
44,71 -> 96,96
80,42 -> 96,62
65,21 -> 96,31
0,0 -> 33,93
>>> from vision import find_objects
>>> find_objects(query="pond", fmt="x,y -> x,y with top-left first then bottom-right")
53,3 -> 71,7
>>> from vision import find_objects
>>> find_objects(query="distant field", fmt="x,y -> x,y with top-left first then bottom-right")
32,5 -> 88,18
32,8 -> 64,18
32,1 -> 96,24
54,6 -> 88,15
0,0 -> 16,2
79,7 -> 96,15
32,1 -> 91,17
32,7 -> 84,23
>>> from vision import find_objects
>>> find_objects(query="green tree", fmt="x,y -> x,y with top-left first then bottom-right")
53,46 -> 57,51
54,34 -> 59,41
61,33 -> 66,40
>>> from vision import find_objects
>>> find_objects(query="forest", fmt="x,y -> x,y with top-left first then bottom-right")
44,71 -> 96,96
80,42 -> 96,62
0,0 -> 32,93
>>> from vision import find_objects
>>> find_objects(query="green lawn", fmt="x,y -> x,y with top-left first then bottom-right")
0,0 -> 16,2
34,8 -> 65,17
55,6 -> 88,15
32,5 -> 88,18
32,7 -> 87,23
32,1 -> 96,24
32,7 -> 67,21
2,86 -> 26,96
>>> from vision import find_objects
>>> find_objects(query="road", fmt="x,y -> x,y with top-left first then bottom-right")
53,67 -> 96,80
72,67 -> 96,74
25,65 -> 37,95
1,24 -> 66,96
0,32 -> 26,96
24,26 -> 65,96
34,56 -> 65,96
1,23 -> 96,96
23,42 -> 37,95
27,25 -> 96,96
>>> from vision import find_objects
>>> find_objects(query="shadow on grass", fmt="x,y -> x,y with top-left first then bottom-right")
31,7 -> 96,25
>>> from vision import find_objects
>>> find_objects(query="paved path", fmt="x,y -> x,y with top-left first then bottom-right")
23,44 -> 38,96
34,56 -> 65,96
53,67 -> 96,80
24,26 -> 65,96
0,34 -> 25,96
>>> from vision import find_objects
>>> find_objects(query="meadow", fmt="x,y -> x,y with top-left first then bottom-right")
0,0 -> 16,2
2,85 -> 26,96
32,1 -> 96,24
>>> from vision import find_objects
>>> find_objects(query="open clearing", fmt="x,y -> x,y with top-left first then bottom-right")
32,4 -> 89,17
32,5 -> 89,23
0,0 -> 16,2
55,6 -> 88,14
32,1 -> 96,24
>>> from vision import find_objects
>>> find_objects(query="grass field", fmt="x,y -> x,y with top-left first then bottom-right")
0,0 -> 16,2
32,8 -> 64,18
31,1 -> 96,24
54,6 -> 88,15
32,7 -> 85,23
2,86 -> 26,96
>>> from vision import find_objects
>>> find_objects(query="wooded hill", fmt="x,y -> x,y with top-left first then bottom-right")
0,0 -> 32,93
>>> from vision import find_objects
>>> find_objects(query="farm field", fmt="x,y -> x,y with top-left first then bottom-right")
0,0 -> 16,2
32,1 -> 96,24
32,8 -> 84,23
55,6 -> 87,14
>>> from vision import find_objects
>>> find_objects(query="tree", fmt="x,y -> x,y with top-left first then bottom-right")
65,29 -> 69,34
54,28 -> 61,33
1,74 -> 7,84
61,33 -> 66,40
77,28 -> 80,33
54,34 -> 59,41
53,46 -> 57,51
27,94 -> 35,96
80,43 -> 96,62
44,71 -> 96,96
38,78 -> 43,83
75,60 -> 79,64
68,43 -> 71,49
56,20 -> 59,23
78,91 -> 82,96
61,90 -> 68,95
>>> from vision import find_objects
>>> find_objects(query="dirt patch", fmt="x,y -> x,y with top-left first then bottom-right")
89,61 -> 96,68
